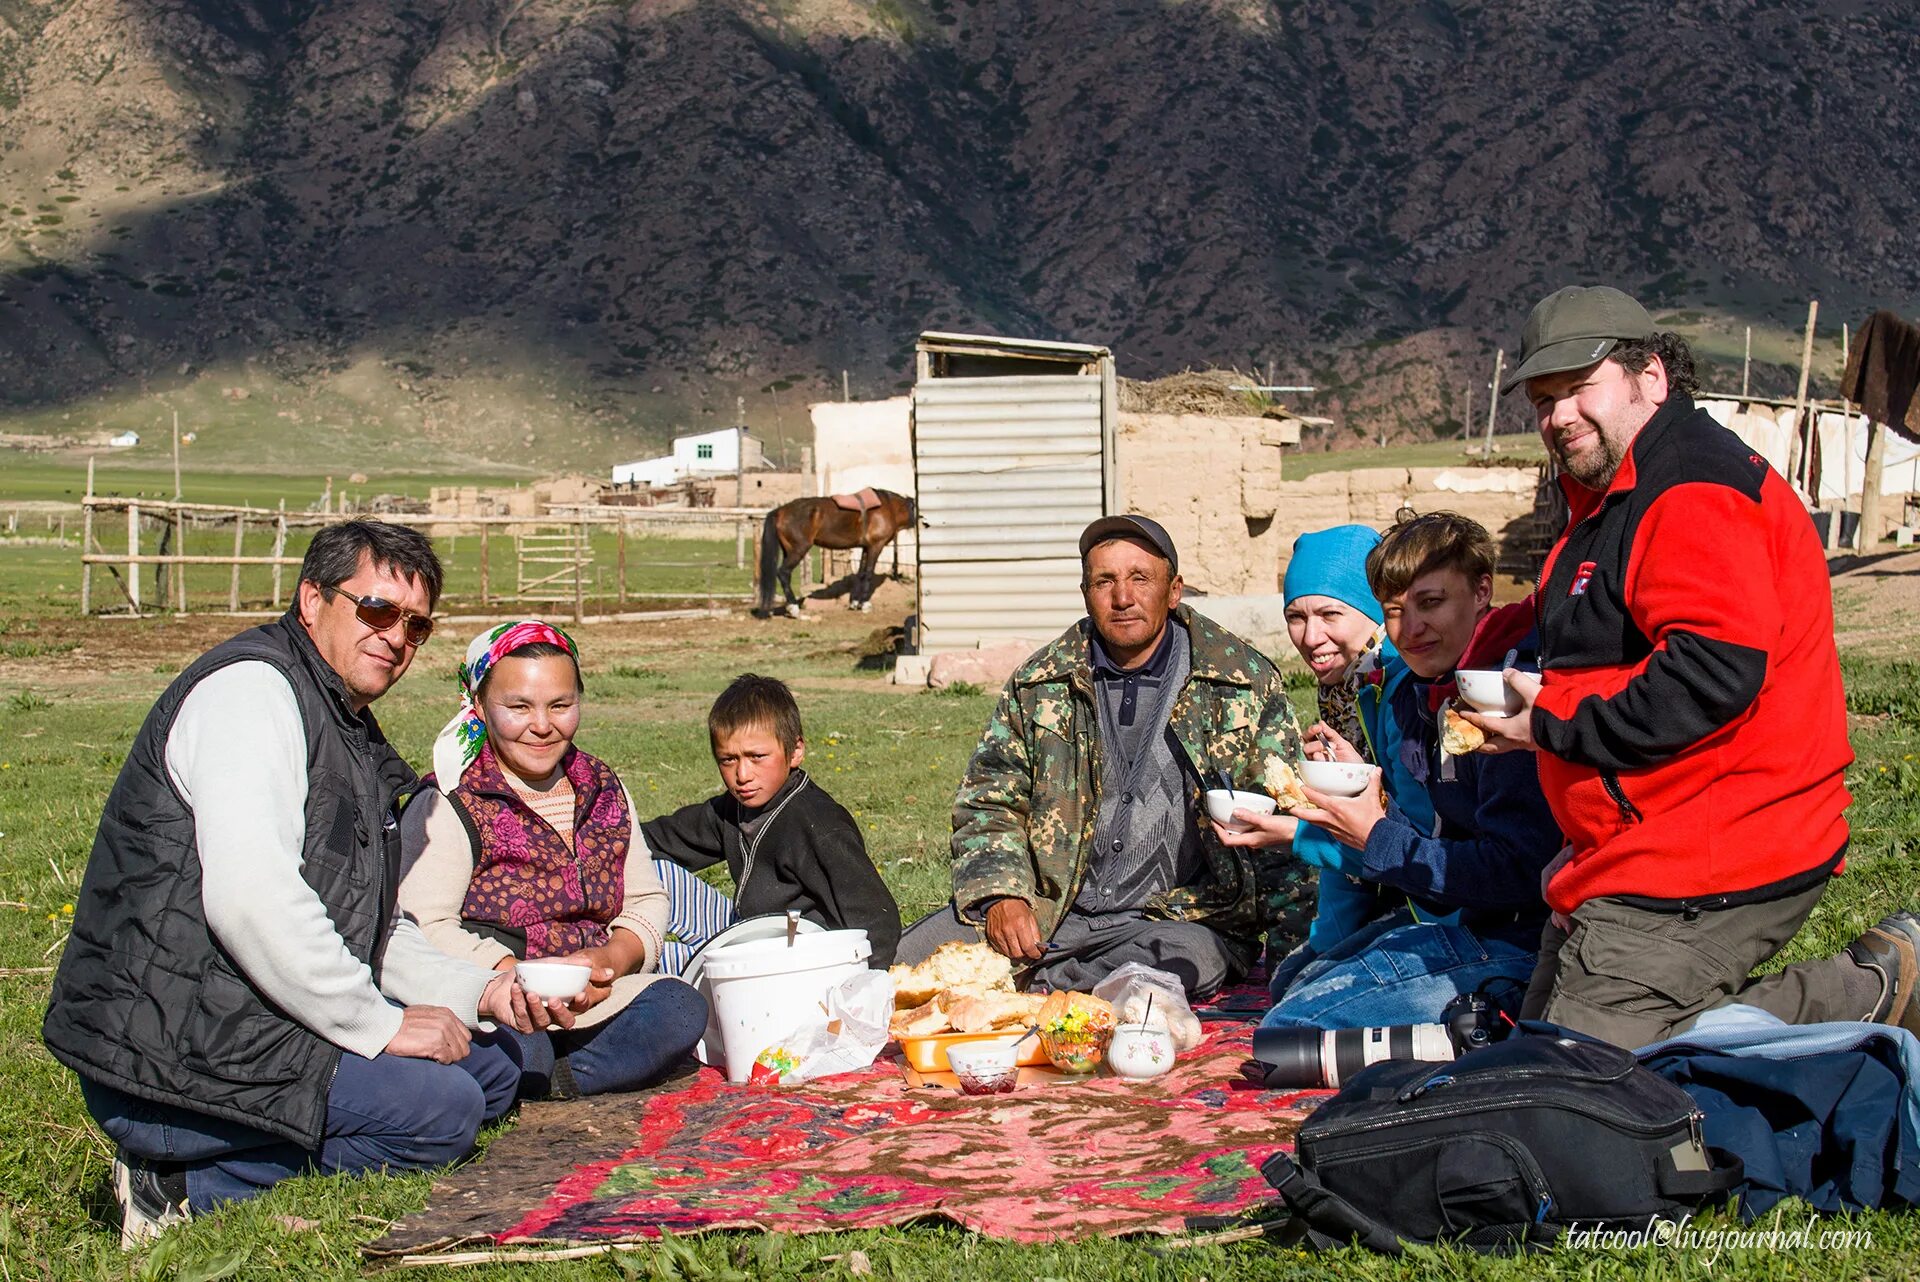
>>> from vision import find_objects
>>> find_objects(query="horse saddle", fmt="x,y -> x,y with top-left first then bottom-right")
830,487 -> 882,514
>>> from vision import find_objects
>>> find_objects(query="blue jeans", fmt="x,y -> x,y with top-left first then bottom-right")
1261,909 -> 1538,1031
82,1037 -> 519,1212
492,977 -> 707,1098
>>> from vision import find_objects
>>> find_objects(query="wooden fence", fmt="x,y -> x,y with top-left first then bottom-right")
76,475 -> 768,623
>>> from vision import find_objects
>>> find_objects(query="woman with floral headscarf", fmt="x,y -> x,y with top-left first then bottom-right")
398,620 -> 707,1099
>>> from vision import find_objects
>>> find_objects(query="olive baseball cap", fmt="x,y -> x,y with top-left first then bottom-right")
1079,514 -> 1178,573
1501,285 -> 1655,394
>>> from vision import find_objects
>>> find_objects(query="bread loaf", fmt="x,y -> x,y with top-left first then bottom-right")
888,941 -> 1014,1006
1442,707 -> 1486,756
946,990 -> 1047,1034
1259,756 -> 1310,812
888,995 -> 950,1039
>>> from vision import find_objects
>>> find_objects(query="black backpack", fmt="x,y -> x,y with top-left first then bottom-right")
1261,1030 -> 1744,1253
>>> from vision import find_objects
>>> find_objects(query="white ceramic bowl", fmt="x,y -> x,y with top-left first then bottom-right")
1299,759 -> 1372,798
945,1040 -> 1021,1094
1106,1022 -> 1176,1080
1455,669 -> 1522,715
515,960 -> 592,1000
1204,788 -> 1279,832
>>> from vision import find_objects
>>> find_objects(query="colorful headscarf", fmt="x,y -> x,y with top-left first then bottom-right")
430,619 -> 581,793
1319,627 -> 1387,761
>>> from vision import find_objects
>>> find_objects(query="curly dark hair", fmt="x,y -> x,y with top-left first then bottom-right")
1611,331 -> 1700,399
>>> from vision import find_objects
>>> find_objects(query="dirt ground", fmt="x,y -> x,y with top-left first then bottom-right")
0,577 -> 923,691
1830,549 -> 1920,655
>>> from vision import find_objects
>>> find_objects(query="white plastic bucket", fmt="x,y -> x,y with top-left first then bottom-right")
702,929 -> 871,1083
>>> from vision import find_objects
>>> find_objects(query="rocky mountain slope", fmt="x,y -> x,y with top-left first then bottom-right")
2,0 -> 1916,465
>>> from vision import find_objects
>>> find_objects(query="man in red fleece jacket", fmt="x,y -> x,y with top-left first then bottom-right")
1468,284 -> 1919,1048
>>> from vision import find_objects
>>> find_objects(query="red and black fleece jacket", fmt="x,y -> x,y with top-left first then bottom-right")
1530,395 -> 1852,915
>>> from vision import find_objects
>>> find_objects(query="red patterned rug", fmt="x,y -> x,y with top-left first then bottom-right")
368,1011 -> 1327,1257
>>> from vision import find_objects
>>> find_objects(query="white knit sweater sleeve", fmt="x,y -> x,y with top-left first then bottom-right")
395,788 -> 516,970
165,662 -> 402,1060
611,784 -> 668,971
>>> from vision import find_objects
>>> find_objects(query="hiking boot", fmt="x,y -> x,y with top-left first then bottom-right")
112,1150 -> 189,1249
1848,912 -> 1920,1034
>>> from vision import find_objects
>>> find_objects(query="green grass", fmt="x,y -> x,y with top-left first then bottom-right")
1,616 -> 1917,1278
0,527 -> 752,618
0,454 -> 525,508
1285,433 -> 1545,480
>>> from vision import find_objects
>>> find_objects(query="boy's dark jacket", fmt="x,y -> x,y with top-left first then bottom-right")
1367,603 -> 1561,931
641,769 -> 902,966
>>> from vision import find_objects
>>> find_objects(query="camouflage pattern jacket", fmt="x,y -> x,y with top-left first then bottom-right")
950,604 -> 1312,964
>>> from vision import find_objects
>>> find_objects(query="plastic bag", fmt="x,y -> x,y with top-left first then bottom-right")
1091,962 -> 1203,1051
749,970 -> 896,1085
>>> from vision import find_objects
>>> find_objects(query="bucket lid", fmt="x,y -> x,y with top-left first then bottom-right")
702,928 -> 871,980
680,913 -> 826,993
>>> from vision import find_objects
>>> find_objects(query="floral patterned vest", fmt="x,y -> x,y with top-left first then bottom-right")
450,742 -> 629,958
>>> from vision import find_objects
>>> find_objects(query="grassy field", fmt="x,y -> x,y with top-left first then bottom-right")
1283,432 -> 1544,480
0,520 -> 754,620
1,580 -> 1917,1280
0,454 -> 528,509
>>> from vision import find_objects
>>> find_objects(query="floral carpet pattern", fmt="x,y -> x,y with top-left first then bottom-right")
370,1002 -> 1324,1255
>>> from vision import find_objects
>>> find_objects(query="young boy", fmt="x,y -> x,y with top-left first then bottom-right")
642,673 -> 903,966
1261,512 -> 1563,1030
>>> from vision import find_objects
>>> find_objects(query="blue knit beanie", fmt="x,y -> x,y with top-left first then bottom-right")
1282,524 -> 1385,623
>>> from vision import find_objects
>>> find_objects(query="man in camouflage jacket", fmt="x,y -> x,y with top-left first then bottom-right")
898,516 -> 1312,997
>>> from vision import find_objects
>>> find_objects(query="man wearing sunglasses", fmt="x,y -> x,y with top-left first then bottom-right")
45,520 -> 558,1246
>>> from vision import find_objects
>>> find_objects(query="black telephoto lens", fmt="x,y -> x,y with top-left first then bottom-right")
1250,1026 -> 1329,1088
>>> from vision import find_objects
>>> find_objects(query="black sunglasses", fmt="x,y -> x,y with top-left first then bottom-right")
321,585 -> 435,647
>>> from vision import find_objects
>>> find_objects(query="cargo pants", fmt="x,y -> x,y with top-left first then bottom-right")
1519,878 -> 1871,1048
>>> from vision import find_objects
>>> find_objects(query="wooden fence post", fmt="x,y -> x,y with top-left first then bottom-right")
573,521 -> 586,625
271,503 -> 287,608
750,522 -> 763,608
617,519 -> 628,608
229,515 -> 246,611
175,507 -> 189,612
127,504 -> 141,614
1481,349 -> 1504,459
736,519 -> 747,570
1860,421 -> 1890,552
480,524 -> 491,607
80,458 -> 95,616
1786,300 -> 1819,492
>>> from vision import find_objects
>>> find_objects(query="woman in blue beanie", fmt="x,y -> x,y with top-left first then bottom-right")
1213,524 -> 1434,998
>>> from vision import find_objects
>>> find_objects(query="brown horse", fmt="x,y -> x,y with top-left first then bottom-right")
756,490 -> 916,616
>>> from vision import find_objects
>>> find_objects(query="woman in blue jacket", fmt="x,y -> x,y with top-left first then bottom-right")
1245,513 -> 1559,1031
1214,525 -> 1434,998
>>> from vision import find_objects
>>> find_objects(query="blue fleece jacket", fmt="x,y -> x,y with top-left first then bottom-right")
1293,641 -> 1436,950
1357,633 -> 1562,931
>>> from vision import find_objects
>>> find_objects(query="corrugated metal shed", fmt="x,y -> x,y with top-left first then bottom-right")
911,332 -> 1116,654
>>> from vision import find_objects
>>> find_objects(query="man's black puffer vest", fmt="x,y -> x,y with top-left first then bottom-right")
43,610 -> 417,1147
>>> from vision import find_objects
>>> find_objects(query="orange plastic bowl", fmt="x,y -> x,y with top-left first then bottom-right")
898,1029 -> 1047,1073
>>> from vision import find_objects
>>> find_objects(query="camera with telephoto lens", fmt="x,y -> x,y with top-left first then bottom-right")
1250,990 -> 1503,1089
